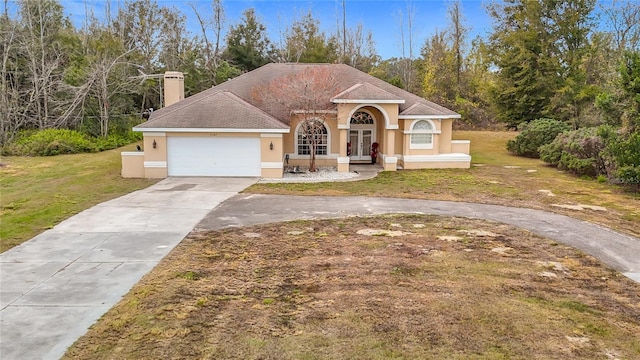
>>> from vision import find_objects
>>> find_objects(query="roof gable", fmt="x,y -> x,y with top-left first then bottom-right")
331,82 -> 405,104
136,90 -> 288,130
399,102 -> 461,118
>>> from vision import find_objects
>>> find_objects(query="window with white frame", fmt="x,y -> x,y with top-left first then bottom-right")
296,120 -> 328,155
410,120 -> 435,149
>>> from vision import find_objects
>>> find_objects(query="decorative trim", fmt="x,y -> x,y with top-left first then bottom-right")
337,156 -> 350,164
403,130 -> 441,135
347,104 -> 393,130
142,132 -> 166,136
261,162 -> 283,169
332,99 -> 405,104
451,140 -> 470,144
121,151 -> 144,156
401,154 -> 472,163
260,133 -> 283,138
398,114 -> 461,119
386,124 -> 399,130
144,161 -> 167,168
384,156 -> 398,163
337,124 -> 350,129
134,127 -> 290,134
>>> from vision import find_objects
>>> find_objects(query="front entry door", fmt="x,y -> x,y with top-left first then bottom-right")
349,129 -> 373,161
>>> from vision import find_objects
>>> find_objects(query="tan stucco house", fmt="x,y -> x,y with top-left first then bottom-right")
122,63 -> 471,178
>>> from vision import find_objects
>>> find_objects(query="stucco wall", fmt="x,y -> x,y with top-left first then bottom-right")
121,152 -> 144,178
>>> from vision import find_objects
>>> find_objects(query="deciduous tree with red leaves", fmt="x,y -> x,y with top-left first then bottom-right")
252,66 -> 339,172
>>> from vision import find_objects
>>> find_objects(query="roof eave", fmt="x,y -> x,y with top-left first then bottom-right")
133,127 -> 290,133
398,114 -> 461,119
331,99 -> 405,104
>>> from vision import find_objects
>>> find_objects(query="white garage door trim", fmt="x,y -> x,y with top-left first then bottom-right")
167,137 -> 261,176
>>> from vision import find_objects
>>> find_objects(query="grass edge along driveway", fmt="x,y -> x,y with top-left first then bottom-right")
1,144 -> 157,252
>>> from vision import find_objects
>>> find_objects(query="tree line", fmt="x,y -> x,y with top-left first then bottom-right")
1,0 -> 639,147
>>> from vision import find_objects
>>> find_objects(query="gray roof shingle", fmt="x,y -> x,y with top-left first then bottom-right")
139,63 -> 459,129
135,90 -> 288,130
331,82 -> 404,103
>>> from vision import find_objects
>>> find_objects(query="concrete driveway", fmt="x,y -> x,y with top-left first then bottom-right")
0,177 -> 257,360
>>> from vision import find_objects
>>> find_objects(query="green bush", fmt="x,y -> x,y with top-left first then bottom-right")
1,129 -> 143,156
94,131 -> 142,151
605,130 -> 640,186
539,127 -> 606,177
506,118 -> 571,158
2,129 -> 97,156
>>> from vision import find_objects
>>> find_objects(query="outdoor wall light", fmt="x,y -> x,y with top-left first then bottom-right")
269,141 -> 274,150
152,139 -> 157,149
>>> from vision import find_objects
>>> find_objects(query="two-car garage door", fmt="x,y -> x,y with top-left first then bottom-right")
167,137 -> 261,176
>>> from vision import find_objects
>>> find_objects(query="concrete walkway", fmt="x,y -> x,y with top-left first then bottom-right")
0,177 -> 257,360
197,194 -> 640,283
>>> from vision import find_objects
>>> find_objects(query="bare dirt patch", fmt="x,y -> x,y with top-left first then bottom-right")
65,215 -> 640,359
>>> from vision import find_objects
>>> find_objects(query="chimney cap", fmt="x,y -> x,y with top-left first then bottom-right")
164,71 -> 184,80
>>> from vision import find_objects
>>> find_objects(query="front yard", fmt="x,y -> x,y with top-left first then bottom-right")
64,215 -> 640,359
3,131 -> 639,358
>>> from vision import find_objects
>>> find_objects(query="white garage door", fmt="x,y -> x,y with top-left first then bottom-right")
167,137 -> 261,176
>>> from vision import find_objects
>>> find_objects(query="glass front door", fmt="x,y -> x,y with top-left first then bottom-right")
349,129 -> 373,161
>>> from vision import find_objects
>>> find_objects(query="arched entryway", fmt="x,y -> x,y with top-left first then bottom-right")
348,110 -> 376,162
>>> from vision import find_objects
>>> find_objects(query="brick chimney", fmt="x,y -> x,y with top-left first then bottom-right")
163,71 -> 184,107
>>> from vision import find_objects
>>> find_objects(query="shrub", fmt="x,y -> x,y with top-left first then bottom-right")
539,127 -> 606,177
506,118 -> 571,158
94,131 -> 142,151
2,129 -> 97,156
605,130 -> 640,186
1,129 -> 143,156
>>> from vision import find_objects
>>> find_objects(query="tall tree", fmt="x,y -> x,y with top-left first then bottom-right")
487,0 -> 563,127
548,0 -> 597,127
189,0 -> 231,86
0,12 -> 25,144
224,8 -> 272,71
602,0 -> 640,55
447,0 -> 468,95
395,2 -> 419,93
421,30 -> 455,104
19,0 -> 76,129
280,10 -> 336,63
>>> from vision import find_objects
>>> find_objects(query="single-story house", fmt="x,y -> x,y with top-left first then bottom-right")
121,63 -> 471,178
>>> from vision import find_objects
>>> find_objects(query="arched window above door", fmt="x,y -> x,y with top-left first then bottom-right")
350,111 -> 374,125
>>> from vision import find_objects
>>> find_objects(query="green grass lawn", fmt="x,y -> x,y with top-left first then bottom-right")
0,144 -> 157,252
248,131 -> 640,238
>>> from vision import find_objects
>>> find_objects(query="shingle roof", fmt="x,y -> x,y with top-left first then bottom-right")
135,90 -> 288,130
400,102 -> 460,118
140,63 -> 459,129
331,82 -> 404,103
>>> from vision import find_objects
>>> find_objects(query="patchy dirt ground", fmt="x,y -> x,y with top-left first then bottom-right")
65,215 -> 640,359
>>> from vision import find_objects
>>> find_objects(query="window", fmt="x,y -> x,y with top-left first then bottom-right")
410,120 -> 435,149
350,111 -> 374,125
296,120 -> 328,155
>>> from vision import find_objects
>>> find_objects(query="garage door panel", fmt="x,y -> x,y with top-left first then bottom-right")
167,137 -> 261,176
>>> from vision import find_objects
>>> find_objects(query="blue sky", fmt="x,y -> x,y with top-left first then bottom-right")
9,1 -> 494,59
